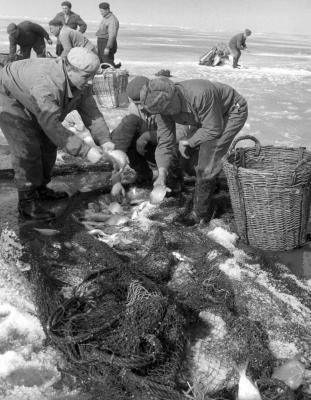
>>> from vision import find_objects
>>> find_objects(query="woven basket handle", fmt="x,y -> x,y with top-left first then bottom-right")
291,154 -> 311,185
228,135 -> 261,156
100,63 -> 116,73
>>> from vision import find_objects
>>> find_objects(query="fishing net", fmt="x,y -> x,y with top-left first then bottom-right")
10,189 -> 311,400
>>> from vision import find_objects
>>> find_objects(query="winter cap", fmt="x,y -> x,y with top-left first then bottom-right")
61,1 -> 72,8
140,77 -> 176,114
244,28 -> 252,35
49,19 -> 63,26
7,23 -> 17,34
67,48 -> 100,73
126,76 -> 150,102
99,2 -> 110,9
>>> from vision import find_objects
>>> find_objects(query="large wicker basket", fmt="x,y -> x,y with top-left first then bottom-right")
92,63 -> 129,109
223,135 -> 311,251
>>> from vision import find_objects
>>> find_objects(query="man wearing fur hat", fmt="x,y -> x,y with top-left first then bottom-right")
229,29 -> 252,68
7,21 -> 53,62
96,2 -> 120,68
0,48 -> 120,220
140,77 -> 248,226
110,76 -> 193,199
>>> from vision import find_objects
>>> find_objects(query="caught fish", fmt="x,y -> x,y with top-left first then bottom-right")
108,201 -> 124,214
83,211 -> 110,222
150,185 -> 167,205
33,228 -> 60,236
105,214 -> 129,226
236,361 -> 262,400
108,149 -> 129,171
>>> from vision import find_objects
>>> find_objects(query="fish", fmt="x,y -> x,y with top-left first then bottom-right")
236,360 -> 262,400
107,201 -> 124,214
150,185 -> 167,204
107,149 -> 129,171
83,211 -> 110,222
105,214 -> 129,226
33,228 -> 60,236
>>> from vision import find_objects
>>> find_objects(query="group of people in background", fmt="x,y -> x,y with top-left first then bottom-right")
6,1 -> 120,67
1,2 -> 251,226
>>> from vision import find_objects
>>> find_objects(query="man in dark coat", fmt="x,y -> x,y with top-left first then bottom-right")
228,29 -> 252,68
0,48 -> 119,220
96,2 -> 120,68
53,1 -> 87,56
140,77 -> 248,225
7,21 -> 53,62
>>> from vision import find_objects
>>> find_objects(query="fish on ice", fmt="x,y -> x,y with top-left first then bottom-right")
236,360 -> 262,400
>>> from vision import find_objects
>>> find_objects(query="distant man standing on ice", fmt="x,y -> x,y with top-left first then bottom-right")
7,21 -> 53,62
96,2 -> 120,68
140,77 -> 248,226
53,1 -> 87,55
0,48 -> 122,221
229,29 -> 252,68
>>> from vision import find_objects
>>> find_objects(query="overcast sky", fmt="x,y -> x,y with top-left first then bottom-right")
0,0 -> 310,34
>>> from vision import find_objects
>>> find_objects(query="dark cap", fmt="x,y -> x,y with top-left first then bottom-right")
61,1 -> 72,8
244,28 -> 252,35
126,76 -> 150,102
99,2 -> 110,9
140,77 -> 176,114
7,23 -> 17,35
49,19 -> 63,26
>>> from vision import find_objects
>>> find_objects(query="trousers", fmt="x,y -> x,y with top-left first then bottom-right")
185,98 -> 248,217
0,93 -> 57,190
97,37 -> 118,66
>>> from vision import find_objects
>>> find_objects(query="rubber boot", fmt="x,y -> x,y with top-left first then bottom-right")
37,185 -> 69,201
18,189 -> 55,220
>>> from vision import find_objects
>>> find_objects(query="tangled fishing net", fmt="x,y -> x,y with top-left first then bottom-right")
8,188 -> 311,400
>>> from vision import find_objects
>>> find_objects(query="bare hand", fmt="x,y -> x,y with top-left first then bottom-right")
86,147 -> 102,164
136,134 -> 149,156
111,182 -> 125,202
47,38 -> 53,45
104,48 -> 110,55
179,140 -> 190,159
101,141 -> 115,153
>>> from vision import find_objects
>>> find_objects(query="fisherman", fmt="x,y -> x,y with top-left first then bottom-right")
0,47 -> 119,220
228,29 -> 252,69
140,77 -> 248,226
7,21 -> 53,62
53,1 -> 87,56
49,19 -> 96,57
96,2 -> 120,68
110,76 -> 186,199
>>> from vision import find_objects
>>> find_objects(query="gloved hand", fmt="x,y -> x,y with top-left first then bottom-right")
104,48 -> 110,55
136,131 -> 151,156
179,140 -> 190,159
86,147 -> 102,164
47,38 -> 53,45
111,182 -> 126,202
101,141 -> 115,153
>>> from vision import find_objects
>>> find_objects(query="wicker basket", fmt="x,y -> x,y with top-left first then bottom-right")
223,135 -> 311,251
92,63 -> 129,109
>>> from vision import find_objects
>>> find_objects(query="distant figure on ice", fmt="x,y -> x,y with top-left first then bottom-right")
0,48 -> 121,220
140,77 -> 248,226
53,1 -> 87,55
96,2 -> 121,68
49,19 -> 96,57
229,29 -> 252,68
7,21 -> 53,62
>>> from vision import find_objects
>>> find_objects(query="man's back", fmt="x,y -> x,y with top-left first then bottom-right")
229,32 -> 245,49
59,26 -> 95,56
10,21 -> 48,46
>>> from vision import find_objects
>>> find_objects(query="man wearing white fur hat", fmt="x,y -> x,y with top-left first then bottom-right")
0,47 -> 118,220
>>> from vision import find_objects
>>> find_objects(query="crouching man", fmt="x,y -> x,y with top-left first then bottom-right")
140,77 -> 248,226
110,76 -> 185,199
0,47 -> 117,220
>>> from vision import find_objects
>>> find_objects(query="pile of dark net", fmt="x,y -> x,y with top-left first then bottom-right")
19,203 -> 307,400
